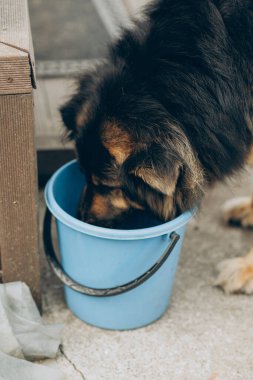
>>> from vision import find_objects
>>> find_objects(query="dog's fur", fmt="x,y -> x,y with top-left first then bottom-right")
60,0 -> 253,229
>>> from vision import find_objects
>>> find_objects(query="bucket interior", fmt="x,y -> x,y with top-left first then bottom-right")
52,162 -> 85,218
46,160 -> 195,240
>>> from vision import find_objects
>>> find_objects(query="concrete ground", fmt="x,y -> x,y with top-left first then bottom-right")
28,0 -> 110,59
39,167 -> 253,380
32,1 -> 253,377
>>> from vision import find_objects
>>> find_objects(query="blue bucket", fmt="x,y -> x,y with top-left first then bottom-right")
43,160 -> 194,330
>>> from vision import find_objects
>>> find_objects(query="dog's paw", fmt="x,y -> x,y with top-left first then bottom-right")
222,196 -> 253,228
214,252 -> 253,294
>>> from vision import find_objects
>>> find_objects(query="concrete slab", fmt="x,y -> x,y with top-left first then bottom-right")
28,0 -> 110,59
39,167 -> 253,380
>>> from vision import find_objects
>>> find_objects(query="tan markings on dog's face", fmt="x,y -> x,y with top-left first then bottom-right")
90,178 -> 144,212
110,189 -> 129,209
89,189 -> 129,216
76,102 -> 92,129
89,193 -> 110,219
101,121 -> 132,164
78,178 -> 149,227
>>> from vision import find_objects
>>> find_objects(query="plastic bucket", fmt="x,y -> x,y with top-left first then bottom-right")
43,160 -> 194,330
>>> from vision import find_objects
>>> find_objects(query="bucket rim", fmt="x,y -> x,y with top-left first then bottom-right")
45,160 -> 196,240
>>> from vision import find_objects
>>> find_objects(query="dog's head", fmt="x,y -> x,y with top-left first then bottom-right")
60,64 -> 203,228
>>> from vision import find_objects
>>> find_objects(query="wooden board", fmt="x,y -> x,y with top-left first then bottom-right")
0,0 -> 36,93
0,0 -> 39,303
0,44 -> 31,94
35,78 -> 76,150
0,0 -> 31,49
0,94 -> 40,304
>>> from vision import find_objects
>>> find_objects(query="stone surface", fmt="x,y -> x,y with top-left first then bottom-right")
39,168 -> 253,380
28,0 -> 110,59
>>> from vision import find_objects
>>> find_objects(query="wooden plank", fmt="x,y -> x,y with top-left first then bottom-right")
0,44 -> 31,94
0,0 -> 40,303
36,59 -> 99,78
0,43 -> 26,58
0,247 -> 2,282
35,78 -> 76,150
34,80 -> 52,139
0,94 -> 41,304
0,0 -> 36,93
0,0 -> 30,51
44,78 -> 77,135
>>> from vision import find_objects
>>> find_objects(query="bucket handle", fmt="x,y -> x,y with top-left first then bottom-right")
43,208 -> 180,297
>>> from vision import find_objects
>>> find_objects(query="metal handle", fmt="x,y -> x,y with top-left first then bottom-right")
43,208 -> 180,297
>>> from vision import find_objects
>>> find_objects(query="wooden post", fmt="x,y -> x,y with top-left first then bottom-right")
0,0 -> 40,304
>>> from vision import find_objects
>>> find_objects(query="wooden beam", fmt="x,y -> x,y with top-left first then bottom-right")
0,0 -> 40,304
0,94 -> 40,304
0,44 -> 31,95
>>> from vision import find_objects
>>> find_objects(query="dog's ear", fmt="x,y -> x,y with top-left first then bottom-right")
59,72 -> 95,139
132,162 -> 179,197
131,160 -> 179,197
123,148 -> 181,220
60,97 -> 80,140
123,137 -> 204,221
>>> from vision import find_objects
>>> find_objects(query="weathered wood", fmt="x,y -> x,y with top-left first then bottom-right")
0,0 -> 31,49
36,59 -> 98,78
0,94 -> 40,303
35,78 -> 76,151
0,44 -> 31,94
0,0 -> 40,304
0,0 -> 36,93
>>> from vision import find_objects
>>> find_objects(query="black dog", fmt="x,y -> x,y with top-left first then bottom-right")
61,0 -> 253,229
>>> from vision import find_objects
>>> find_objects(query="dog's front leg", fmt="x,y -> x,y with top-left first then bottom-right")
214,193 -> 253,294
222,196 -> 253,228
215,247 -> 253,294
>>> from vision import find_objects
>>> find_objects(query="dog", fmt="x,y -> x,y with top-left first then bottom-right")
60,0 -> 253,292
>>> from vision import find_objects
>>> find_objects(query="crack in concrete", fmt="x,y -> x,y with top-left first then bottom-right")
60,345 -> 86,380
